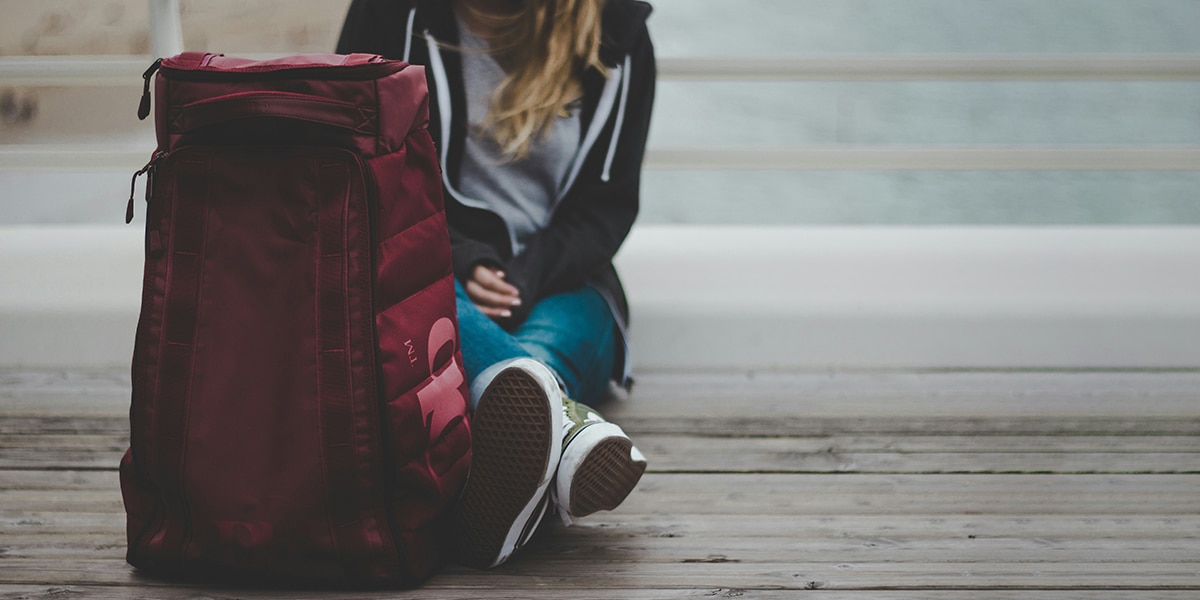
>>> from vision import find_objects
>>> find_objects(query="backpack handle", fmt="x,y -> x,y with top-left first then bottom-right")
169,91 -> 377,134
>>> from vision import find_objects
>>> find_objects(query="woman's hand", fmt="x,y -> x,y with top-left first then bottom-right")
465,264 -> 522,320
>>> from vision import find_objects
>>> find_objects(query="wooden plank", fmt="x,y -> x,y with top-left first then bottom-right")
0,470 -> 120,491
0,398 -> 127,418
620,474 -> 1200,516
33,416 -> 1167,439
9,511 -> 1200,539
7,433 -> 1200,473
0,433 -> 127,470
696,451 -> 1200,474
459,562 -> 1200,592
0,434 -> 127,449
0,416 -> 128,436
3,474 -> 1199,516
638,436 -> 1200,474
0,534 -> 126,559
469,561 -> 1200,591
648,435 -> 1200,453
602,372 -> 1200,436
615,416 -> 1200,437
6,530 -> 1199,565
0,511 -> 123,535
10,432 -> 1200,453
525,534 -> 1200,565
579,514 -> 1200,541
6,414 -> 1195,438
8,512 -> 1200,543
13,450 -> 1199,475
3,558 -> 1199,590
0,453 -> 119,471
4,525 -> 1196,593
2,586 -> 1198,600
5,412 -> 1200,440
617,371 -> 1200,409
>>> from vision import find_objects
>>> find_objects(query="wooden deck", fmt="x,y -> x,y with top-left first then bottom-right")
2,369 -> 1198,598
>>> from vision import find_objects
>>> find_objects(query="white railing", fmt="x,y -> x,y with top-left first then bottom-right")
3,54 -> 1200,87
4,145 -> 1199,172
646,147 -> 1200,171
147,0 -> 184,59
663,55 -> 1200,81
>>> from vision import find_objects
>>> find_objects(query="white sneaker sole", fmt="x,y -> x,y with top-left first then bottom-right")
555,421 -> 647,525
453,358 -> 563,568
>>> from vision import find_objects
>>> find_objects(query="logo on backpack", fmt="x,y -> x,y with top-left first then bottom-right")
415,317 -> 467,448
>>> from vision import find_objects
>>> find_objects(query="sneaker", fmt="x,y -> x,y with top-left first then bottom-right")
553,397 -> 647,525
452,358 -> 564,568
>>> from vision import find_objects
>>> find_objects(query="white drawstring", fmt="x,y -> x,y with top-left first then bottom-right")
402,7 -> 416,62
601,54 -> 632,183
424,32 -> 451,166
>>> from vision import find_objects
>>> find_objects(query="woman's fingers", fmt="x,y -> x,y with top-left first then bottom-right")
467,265 -> 522,321
465,278 -> 520,312
472,265 -> 521,298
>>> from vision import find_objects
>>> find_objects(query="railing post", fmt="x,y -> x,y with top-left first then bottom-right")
147,0 -> 184,58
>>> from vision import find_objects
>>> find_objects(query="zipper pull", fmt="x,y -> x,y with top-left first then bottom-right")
126,151 -> 165,224
138,58 -> 163,121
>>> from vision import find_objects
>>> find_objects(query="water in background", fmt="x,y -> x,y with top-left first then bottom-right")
2,0 -> 1198,225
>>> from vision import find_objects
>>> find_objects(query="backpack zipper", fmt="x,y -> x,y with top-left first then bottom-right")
126,151 -> 166,224
137,57 -> 401,122
138,58 -> 163,120
159,61 -> 402,82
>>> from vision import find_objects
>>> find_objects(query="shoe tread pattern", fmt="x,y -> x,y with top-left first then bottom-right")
569,437 -> 645,518
453,368 -> 554,568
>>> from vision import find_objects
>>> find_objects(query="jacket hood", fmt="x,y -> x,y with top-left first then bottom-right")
412,0 -> 652,68
599,0 -> 653,66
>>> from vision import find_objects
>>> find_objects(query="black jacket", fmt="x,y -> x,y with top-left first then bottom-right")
338,0 -> 655,385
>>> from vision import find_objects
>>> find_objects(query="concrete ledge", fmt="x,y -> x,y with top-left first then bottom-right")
2,224 -> 1199,370
614,226 -> 1200,370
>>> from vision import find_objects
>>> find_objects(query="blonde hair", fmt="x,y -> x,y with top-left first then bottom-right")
458,0 -> 607,159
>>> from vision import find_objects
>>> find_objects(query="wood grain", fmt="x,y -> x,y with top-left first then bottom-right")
2,370 -> 1198,596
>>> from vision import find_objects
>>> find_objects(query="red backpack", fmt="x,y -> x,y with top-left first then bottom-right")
119,52 -> 471,586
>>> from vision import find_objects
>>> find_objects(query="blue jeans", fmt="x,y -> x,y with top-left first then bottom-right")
455,280 -> 616,409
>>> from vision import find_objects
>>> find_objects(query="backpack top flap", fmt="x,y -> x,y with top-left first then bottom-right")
147,52 -> 430,158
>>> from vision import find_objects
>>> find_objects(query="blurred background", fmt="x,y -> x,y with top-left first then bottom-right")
2,0 -> 1198,226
